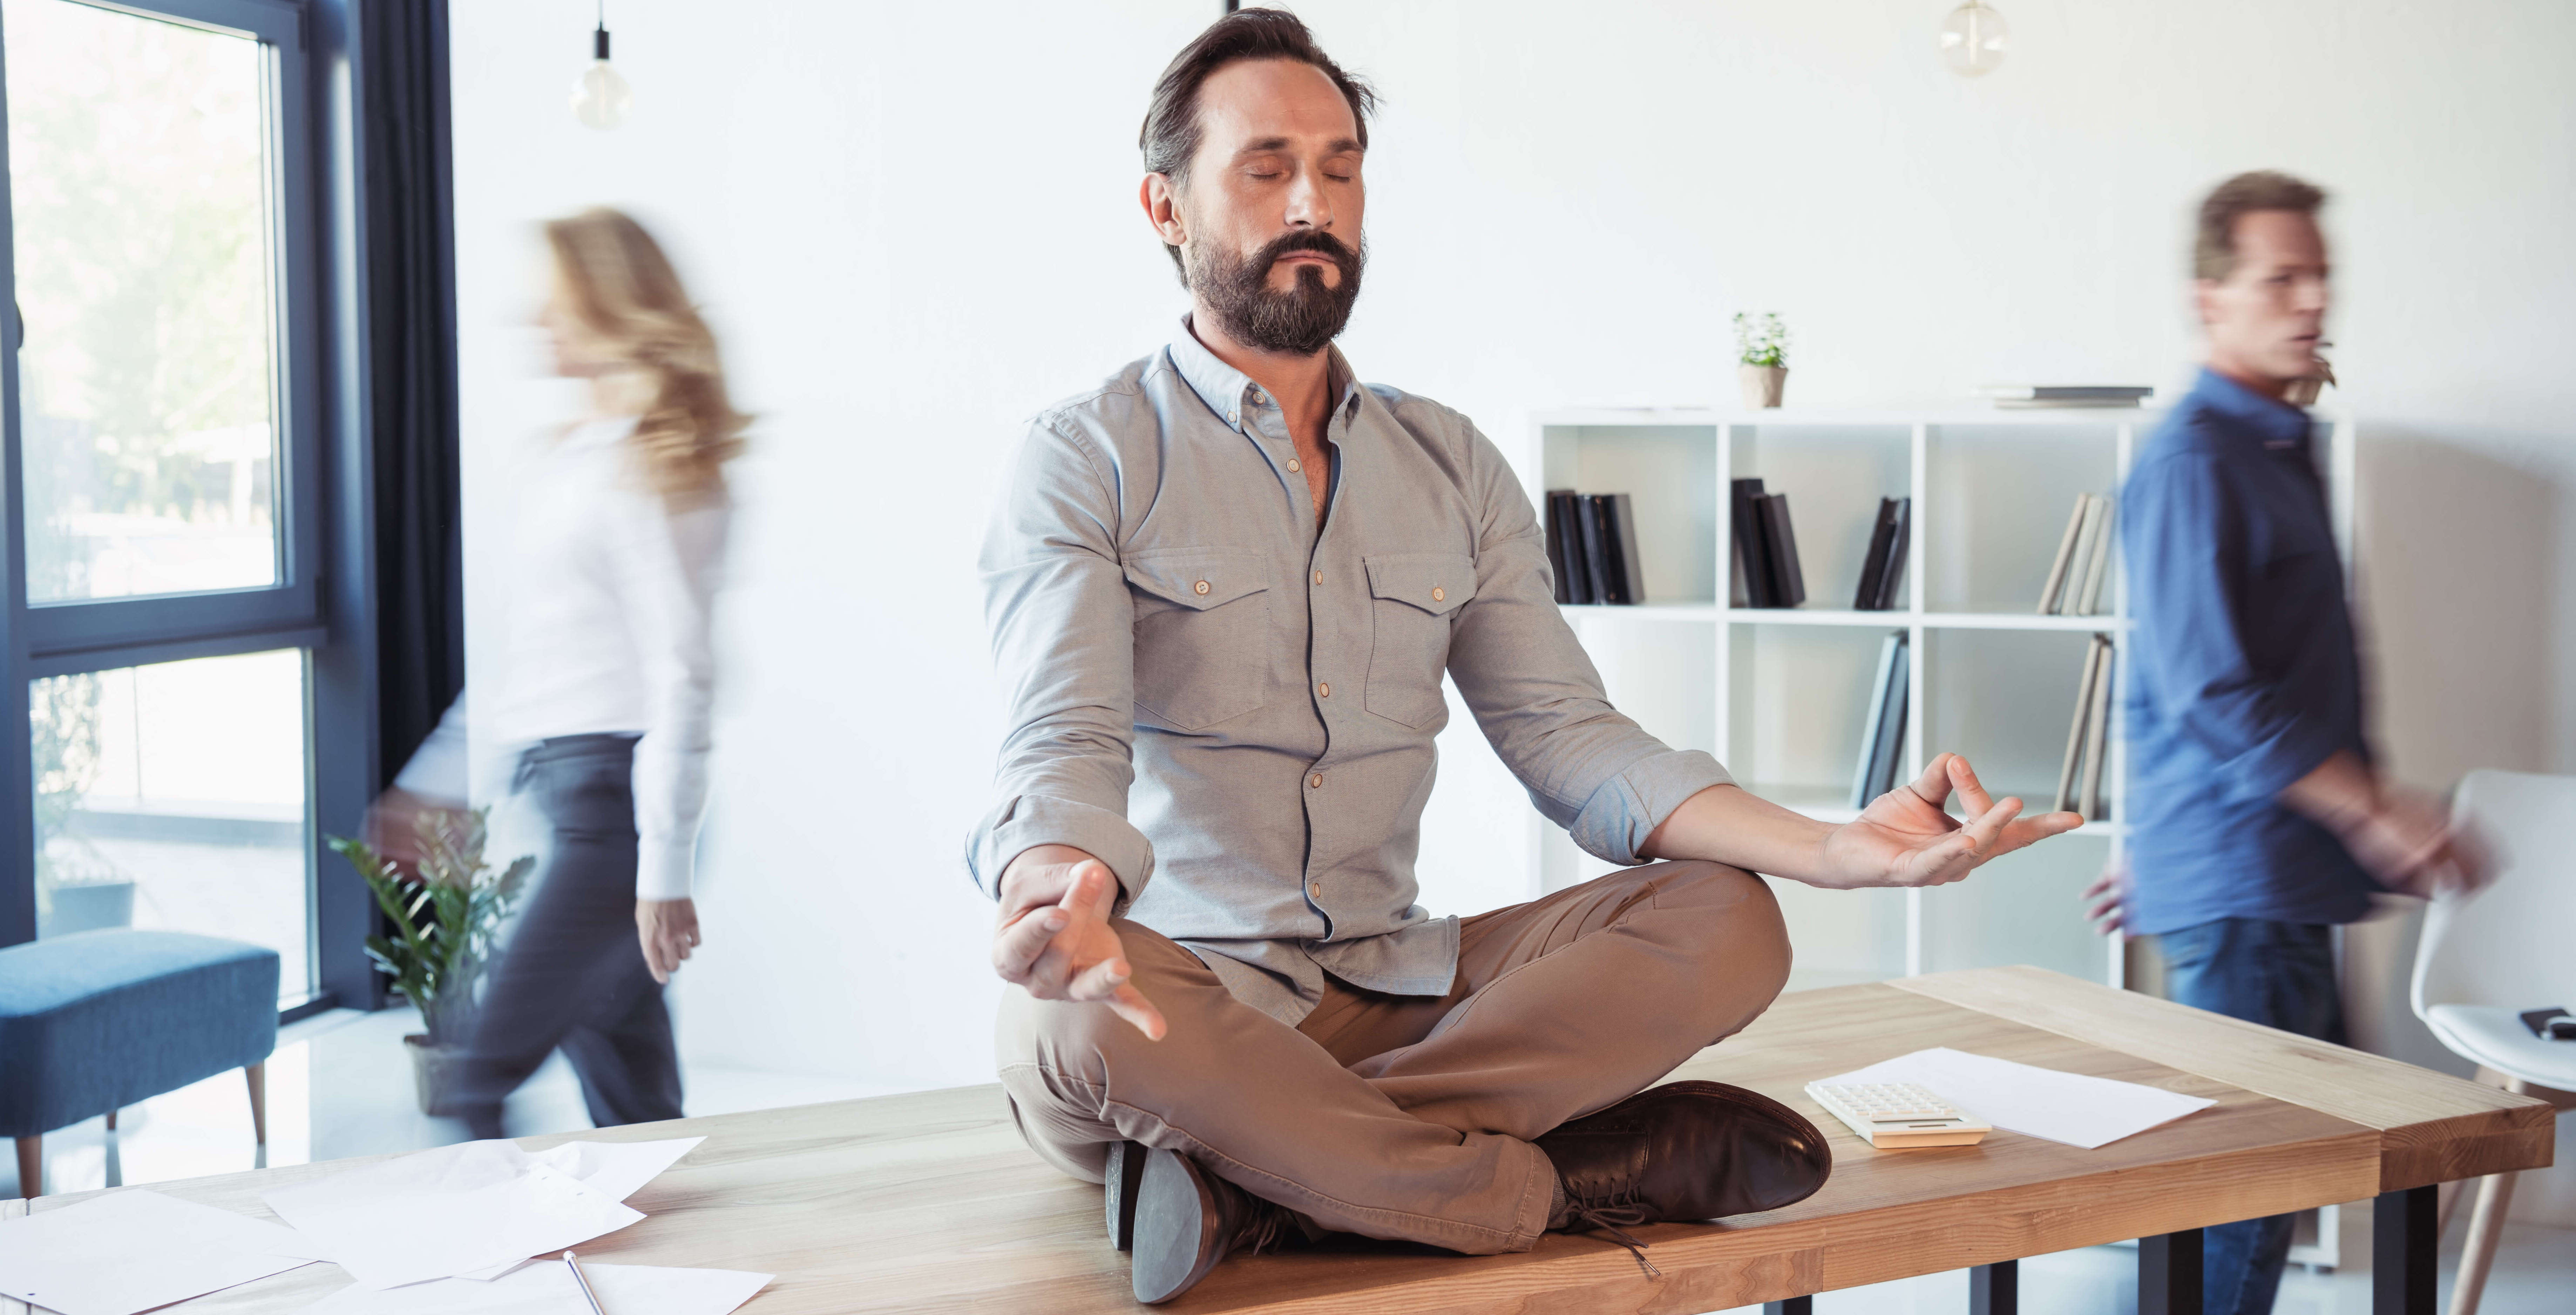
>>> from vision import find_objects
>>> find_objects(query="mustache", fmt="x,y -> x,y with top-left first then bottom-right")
1255,229 -> 1360,275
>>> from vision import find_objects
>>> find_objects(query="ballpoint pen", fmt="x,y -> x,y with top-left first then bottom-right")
562,1251 -> 609,1315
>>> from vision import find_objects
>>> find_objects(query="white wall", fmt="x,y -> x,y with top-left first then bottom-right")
449,0 -> 2576,1200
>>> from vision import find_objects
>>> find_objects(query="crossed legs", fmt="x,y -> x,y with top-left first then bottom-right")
995,860 -> 1791,1253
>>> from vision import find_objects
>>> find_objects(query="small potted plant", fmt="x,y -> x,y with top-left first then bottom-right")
330,809 -> 533,1114
1734,311 -> 1790,409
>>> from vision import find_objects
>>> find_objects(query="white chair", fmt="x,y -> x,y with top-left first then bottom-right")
2409,769 -> 2576,1315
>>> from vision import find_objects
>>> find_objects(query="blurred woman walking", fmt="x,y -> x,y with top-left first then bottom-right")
379,207 -> 745,1138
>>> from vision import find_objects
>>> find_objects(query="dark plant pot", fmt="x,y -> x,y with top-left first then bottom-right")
40,880 -> 135,937
404,1033 -> 467,1116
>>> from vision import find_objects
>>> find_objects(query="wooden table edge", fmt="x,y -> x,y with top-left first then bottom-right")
1891,966 -> 2558,1191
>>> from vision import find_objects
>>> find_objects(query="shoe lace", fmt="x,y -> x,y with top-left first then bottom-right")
1565,1194 -> 1661,1279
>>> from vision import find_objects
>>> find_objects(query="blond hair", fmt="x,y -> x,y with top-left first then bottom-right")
543,208 -> 749,497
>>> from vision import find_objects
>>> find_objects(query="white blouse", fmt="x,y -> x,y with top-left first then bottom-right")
400,416 -> 730,900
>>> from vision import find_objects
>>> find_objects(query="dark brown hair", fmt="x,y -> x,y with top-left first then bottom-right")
1139,7 -> 1376,271
2194,170 -> 2327,281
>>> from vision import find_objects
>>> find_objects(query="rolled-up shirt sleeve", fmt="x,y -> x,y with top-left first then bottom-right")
1440,418 -> 1732,865
965,419 -> 1156,903
2127,451 -> 2347,804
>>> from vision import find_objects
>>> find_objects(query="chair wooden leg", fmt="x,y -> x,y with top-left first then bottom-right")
2448,1169 -> 2519,1315
14,1135 -> 38,1198
245,1062 -> 267,1145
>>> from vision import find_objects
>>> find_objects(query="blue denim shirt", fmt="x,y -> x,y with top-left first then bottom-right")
2121,367 -> 2377,934
968,322 -> 1731,1023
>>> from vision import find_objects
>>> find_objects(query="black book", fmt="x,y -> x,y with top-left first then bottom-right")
1872,497 -> 1912,611
1730,478 -> 1775,608
1548,489 -> 1593,604
1867,632 -> 1910,799
1755,492 -> 1807,607
1853,498 -> 1899,610
1543,488 -> 1575,605
1851,631 -> 1905,807
1591,492 -> 1648,605
1574,493 -> 1615,606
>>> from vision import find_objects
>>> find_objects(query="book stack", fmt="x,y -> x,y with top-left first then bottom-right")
2054,634 -> 2115,819
1849,631 -> 1909,807
2036,493 -> 2116,615
1729,479 -> 1806,608
1543,491 -> 1648,605
1852,497 -> 1911,611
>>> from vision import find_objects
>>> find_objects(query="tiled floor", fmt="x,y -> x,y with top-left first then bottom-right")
11,1009 -> 2570,1313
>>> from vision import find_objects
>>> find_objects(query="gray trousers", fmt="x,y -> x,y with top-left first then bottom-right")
997,860 -> 1792,1254
446,733 -> 683,1138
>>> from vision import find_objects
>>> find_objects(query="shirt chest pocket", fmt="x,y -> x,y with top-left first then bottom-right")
1125,549 -> 1273,731
1363,553 -> 1476,730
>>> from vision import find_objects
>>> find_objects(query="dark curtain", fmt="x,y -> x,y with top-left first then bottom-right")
358,0 -> 465,786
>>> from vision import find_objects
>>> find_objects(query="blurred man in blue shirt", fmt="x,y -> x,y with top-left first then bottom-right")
2094,171 -> 2481,1315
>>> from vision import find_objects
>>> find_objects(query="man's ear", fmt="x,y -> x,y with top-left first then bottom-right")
1140,173 -> 1187,249
2191,278 -> 2220,330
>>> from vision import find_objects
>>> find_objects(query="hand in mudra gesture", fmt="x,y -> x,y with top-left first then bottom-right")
1814,752 -> 2083,889
993,845 -> 1168,1040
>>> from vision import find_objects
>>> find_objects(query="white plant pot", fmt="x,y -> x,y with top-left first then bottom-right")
1740,364 -> 1787,409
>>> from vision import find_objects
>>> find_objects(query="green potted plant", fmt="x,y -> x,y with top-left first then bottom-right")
330,810 -> 533,1113
1734,311 -> 1790,409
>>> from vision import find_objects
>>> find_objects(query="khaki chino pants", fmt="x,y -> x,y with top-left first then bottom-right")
995,860 -> 1792,1255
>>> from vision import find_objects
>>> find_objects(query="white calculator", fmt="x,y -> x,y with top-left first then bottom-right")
1804,1081 -> 1993,1149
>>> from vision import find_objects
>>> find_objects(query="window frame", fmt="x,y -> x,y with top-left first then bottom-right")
0,0 -> 366,1021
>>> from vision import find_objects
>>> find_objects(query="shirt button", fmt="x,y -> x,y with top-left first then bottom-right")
1313,570 -> 1324,586
1309,773 -> 1324,789
1193,579 -> 1211,595
1432,586 -> 1446,603
1286,458 -> 1301,473
1317,682 -> 1331,698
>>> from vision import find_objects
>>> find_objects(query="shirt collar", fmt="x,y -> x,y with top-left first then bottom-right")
2187,366 -> 2312,452
1168,316 -> 1364,434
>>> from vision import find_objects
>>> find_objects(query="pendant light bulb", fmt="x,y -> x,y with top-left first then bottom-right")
1938,0 -> 2009,77
571,23 -> 631,129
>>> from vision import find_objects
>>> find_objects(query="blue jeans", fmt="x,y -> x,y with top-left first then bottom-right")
2157,917 -> 2346,1315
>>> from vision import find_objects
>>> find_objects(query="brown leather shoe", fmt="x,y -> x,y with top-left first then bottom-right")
1535,1081 -> 1831,1270
1106,1141 -> 1147,1250
1128,1146 -> 1298,1304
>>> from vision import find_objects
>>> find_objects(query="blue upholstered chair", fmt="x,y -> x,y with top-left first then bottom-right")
0,929 -> 278,1195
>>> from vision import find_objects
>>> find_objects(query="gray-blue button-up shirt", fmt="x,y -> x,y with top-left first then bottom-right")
968,322 -> 1732,1025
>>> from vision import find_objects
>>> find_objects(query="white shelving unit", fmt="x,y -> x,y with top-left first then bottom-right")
1531,407 -> 2356,996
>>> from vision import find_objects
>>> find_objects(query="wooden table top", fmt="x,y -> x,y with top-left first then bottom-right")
14,967 -> 2554,1315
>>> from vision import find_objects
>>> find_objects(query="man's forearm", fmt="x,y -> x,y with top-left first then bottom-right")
1639,784 -> 1834,879
2277,749 -> 2379,837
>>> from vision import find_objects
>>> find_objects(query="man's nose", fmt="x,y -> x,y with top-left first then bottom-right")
1284,165 -> 1331,230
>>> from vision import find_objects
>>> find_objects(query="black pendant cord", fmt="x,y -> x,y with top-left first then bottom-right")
594,0 -> 610,60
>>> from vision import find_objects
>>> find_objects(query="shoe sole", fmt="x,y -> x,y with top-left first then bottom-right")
1106,1140 -> 1146,1251
1130,1147 -> 1222,1304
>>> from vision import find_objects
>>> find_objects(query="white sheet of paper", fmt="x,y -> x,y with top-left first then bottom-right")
1824,1046 -> 2216,1149
0,1189 -> 314,1315
263,1145 -> 644,1289
302,1262 -> 772,1315
448,1138 -> 705,1281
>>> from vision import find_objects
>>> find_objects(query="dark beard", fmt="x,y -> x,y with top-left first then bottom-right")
1189,229 -> 1365,357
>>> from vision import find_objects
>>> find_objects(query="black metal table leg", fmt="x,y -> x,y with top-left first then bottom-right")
1969,1258 -> 2018,1315
2139,1228 -> 2204,1315
2375,1184 -> 2438,1315
1761,1298 -> 1812,1315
